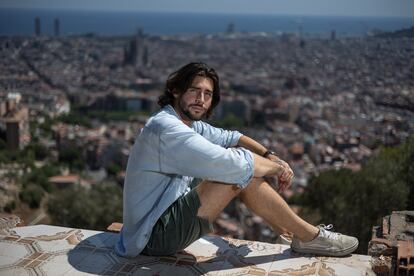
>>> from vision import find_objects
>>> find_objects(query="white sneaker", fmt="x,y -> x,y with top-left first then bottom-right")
275,234 -> 292,245
291,224 -> 359,257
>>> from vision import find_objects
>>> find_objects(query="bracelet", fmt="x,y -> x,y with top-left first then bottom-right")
263,150 -> 276,158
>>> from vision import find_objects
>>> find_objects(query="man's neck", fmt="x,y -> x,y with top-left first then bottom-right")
172,104 -> 193,126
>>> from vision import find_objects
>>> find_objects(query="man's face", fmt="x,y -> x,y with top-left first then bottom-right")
174,76 -> 214,123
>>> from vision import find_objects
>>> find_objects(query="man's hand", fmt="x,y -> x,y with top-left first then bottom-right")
266,155 -> 294,193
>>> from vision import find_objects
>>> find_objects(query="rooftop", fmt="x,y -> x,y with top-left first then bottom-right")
0,220 -> 375,275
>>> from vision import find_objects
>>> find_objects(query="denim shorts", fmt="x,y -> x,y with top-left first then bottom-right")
142,188 -> 214,256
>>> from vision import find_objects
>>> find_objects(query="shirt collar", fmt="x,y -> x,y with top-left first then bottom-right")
163,104 -> 195,128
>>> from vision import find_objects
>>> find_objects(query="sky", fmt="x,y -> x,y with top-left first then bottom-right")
1,0 -> 414,18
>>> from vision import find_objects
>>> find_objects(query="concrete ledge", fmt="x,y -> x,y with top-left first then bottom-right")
0,220 -> 374,275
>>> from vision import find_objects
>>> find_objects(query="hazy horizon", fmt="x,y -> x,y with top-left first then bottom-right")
1,0 -> 413,18
2,7 -> 414,20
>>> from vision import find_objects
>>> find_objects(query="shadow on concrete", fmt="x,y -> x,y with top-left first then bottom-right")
68,232 -> 296,275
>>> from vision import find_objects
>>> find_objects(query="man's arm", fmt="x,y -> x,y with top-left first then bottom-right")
252,152 -> 282,177
158,119 -> 254,188
236,135 -> 288,180
158,118 -> 292,190
238,135 -> 294,192
237,135 -> 269,157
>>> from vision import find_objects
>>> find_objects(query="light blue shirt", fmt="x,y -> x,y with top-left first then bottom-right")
115,105 -> 254,257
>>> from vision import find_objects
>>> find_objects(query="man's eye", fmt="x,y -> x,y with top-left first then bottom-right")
205,92 -> 213,98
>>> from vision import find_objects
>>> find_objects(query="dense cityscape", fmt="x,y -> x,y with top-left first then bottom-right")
1,21 -> 413,245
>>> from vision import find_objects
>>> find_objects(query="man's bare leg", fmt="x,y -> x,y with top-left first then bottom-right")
196,178 -> 318,242
195,180 -> 241,222
239,178 -> 318,242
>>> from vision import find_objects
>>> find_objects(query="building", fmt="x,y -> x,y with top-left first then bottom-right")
0,92 -> 30,150
88,91 -> 156,113
48,174 -> 91,189
34,17 -> 41,36
214,97 -> 252,124
124,29 -> 146,67
124,39 -> 137,65
54,18 -> 60,37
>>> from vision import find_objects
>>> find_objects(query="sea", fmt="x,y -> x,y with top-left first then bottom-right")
1,8 -> 414,37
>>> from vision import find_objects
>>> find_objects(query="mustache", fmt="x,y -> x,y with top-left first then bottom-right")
189,104 -> 205,108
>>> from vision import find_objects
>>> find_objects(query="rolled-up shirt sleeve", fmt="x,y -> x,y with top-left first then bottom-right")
193,121 -> 242,148
158,120 -> 253,188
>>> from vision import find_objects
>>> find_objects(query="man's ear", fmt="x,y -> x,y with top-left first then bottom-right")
172,89 -> 180,99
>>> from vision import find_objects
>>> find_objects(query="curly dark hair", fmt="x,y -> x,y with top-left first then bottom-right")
158,62 -> 220,118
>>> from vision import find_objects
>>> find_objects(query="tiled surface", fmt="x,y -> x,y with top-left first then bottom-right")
0,224 -> 375,275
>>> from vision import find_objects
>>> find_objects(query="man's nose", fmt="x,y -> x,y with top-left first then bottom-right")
196,91 -> 205,103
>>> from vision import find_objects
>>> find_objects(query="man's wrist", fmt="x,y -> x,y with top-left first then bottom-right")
263,150 -> 276,158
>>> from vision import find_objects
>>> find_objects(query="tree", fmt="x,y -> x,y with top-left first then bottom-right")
4,201 -> 16,213
19,184 -> 44,209
25,142 -> 49,160
298,136 -> 413,253
21,165 -> 58,192
59,148 -> 85,171
212,113 -> 244,129
400,136 -> 414,208
0,138 -> 6,150
47,182 -> 123,230
107,163 -> 121,177
57,113 -> 92,128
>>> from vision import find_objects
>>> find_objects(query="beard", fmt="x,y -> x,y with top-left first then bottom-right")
178,99 -> 206,121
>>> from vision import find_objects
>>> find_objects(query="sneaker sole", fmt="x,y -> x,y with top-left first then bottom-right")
275,235 -> 292,245
291,240 -> 359,257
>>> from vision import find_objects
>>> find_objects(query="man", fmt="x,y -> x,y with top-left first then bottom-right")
115,62 -> 358,258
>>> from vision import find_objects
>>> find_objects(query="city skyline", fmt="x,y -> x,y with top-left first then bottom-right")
1,0 -> 414,18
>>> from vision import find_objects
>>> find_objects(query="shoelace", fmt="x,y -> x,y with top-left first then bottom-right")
318,224 -> 340,240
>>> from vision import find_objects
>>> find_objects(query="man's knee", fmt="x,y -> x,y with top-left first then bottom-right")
195,178 -> 266,207
238,177 -> 271,200
241,177 -> 266,191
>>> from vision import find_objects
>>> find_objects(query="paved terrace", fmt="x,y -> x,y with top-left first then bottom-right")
0,220 -> 374,275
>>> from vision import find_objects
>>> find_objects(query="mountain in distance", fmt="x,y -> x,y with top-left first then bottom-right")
375,25 -> 414,37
